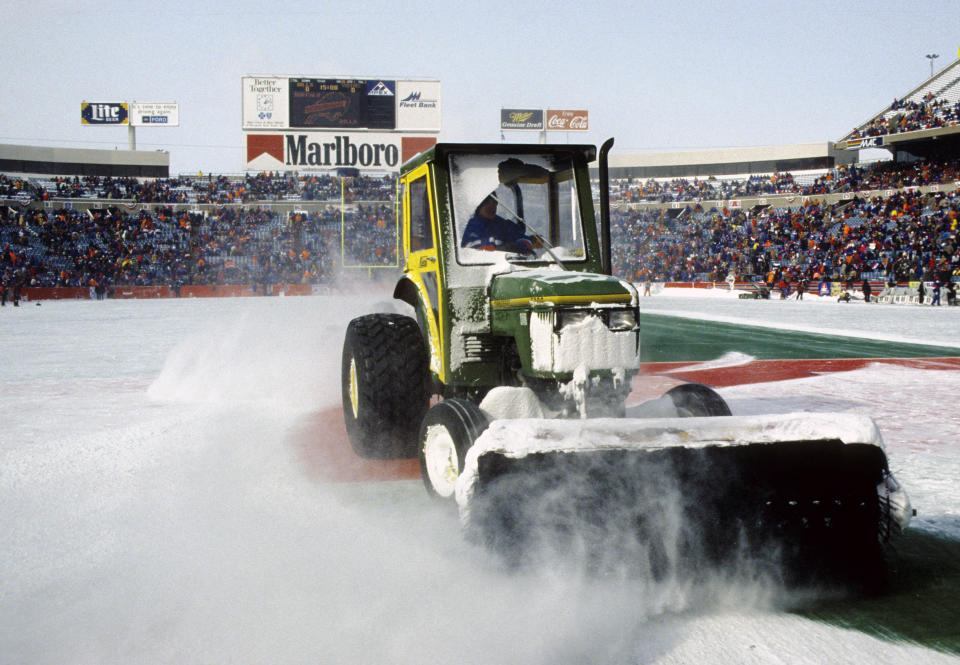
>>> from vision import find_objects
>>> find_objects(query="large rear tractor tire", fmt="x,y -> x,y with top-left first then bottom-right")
341,313 -> 429,459
666,383 -> 732,417
419,399 -> 489,500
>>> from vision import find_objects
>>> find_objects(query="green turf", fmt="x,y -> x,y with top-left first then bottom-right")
639,313 -> 960,362
637,314 -> 960,653
797,530 -> 960,655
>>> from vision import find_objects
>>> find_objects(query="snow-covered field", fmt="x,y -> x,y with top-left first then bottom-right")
638,283 -> 960,349
2,288 -> 959,664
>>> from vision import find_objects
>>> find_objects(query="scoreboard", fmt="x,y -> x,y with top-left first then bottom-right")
288,79 -> 395,130
243,76 -> 439,132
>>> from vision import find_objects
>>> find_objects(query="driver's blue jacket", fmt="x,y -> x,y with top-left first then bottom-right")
461,214 -> 534,253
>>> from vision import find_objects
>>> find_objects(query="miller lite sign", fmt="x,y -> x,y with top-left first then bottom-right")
81,102 -> 129,125
546,109 -> 589,131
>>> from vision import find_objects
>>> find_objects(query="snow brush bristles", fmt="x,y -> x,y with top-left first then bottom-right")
457,414 -> 911,588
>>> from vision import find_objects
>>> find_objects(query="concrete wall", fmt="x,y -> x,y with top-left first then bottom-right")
602,142 -> 845,179
0,143 -> 169,177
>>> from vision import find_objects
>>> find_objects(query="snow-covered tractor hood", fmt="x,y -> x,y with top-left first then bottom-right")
488,268 -> 641,380
489,268 -> 637,309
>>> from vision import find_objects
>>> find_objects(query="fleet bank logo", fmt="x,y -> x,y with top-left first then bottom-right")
399,90 -> 438,109
247,134 -> 400,168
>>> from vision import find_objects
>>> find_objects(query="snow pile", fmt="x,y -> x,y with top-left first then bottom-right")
480,386 -> 546,420
471,412 -> 882,456
458,411 -> 886,509
667,351 -> 756,372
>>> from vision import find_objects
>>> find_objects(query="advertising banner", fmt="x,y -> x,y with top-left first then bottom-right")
396,80 -> 442,131
843,136 -> 883,150
81,102 -> 128,125
130,102 -> 180,126
242,76 -> 290,129
243,75 -> 440,132
245,131 -> 415,171
546,109 -> 589,131
500,108 -> 544,130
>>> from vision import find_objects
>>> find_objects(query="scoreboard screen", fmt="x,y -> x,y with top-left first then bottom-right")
289,78 -> 395,130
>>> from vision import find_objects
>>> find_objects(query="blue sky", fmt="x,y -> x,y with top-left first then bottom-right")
1,0 -> 957,174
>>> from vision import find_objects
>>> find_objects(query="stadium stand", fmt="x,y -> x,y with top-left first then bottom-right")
841,58 -> 960,161
610,188 -> 959,288
0,173 -> 400,297
2,58 -> 960,302
606,158 -> 960,203
2,165 -> 957,302
845,59 -> 960,140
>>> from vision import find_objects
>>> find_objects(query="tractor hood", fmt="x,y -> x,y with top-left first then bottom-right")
489,268 -> 637,310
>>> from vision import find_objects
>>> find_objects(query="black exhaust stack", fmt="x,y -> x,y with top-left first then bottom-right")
599,137 -> 614,275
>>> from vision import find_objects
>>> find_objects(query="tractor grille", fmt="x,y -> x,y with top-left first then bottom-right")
462,335 -> 500,363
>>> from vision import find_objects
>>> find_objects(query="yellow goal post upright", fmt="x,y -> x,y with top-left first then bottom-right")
339,174 -> 401,277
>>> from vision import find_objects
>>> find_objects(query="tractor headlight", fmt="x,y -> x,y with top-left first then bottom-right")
606,309 -> 637,331
557,309 -> 592,329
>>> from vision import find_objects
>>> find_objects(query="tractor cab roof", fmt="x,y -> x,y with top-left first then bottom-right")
401,143 -> 598,175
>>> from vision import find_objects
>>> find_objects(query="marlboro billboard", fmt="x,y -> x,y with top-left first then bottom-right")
546,109 -> 588,131
244,131 -> 435,171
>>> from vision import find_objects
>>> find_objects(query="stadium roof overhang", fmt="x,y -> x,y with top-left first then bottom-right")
880,125 -> 960,160
839,125 -> 960,161
599,142 -> 838,180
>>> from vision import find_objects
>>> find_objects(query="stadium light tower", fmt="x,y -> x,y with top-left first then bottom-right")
926,53 -> 939,78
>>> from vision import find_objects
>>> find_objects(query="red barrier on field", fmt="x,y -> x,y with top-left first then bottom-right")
19,280 -> 901,302
658,280 -> 889,296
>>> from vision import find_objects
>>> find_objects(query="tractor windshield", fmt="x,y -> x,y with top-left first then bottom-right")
448,152 -> 587,265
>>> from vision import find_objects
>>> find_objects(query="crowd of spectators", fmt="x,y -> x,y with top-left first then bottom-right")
2,157 -> 957,207
608,157 -> 960,203
0,174 -> 399,293
2,159 -> 960,297
612,188 -> 960,291
2,171 -> 397,205
849,93 -> 960,140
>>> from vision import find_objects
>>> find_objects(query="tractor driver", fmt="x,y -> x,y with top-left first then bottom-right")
461,193 -> 541,255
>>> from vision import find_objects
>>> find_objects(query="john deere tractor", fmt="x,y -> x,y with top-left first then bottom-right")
341,140 -> 910,582
342,141 -> 654,484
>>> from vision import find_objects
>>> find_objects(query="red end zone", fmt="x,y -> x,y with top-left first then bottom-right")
292,357 -> 960,483
291,407 -> 420,483
641,356 -> 960,388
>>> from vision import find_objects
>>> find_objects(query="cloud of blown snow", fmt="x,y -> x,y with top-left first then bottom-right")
147,293 -> 408,411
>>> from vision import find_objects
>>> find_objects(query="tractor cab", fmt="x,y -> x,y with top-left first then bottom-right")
447,150 -> 593,269
393,142 -> 638,407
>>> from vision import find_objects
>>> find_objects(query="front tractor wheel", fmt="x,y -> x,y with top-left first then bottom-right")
666,383 -> 732,417
341,313 -> 429,459
419,399 -> 489,500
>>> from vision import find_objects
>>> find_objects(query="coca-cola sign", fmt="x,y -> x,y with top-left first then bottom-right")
546,109 -> 589,131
